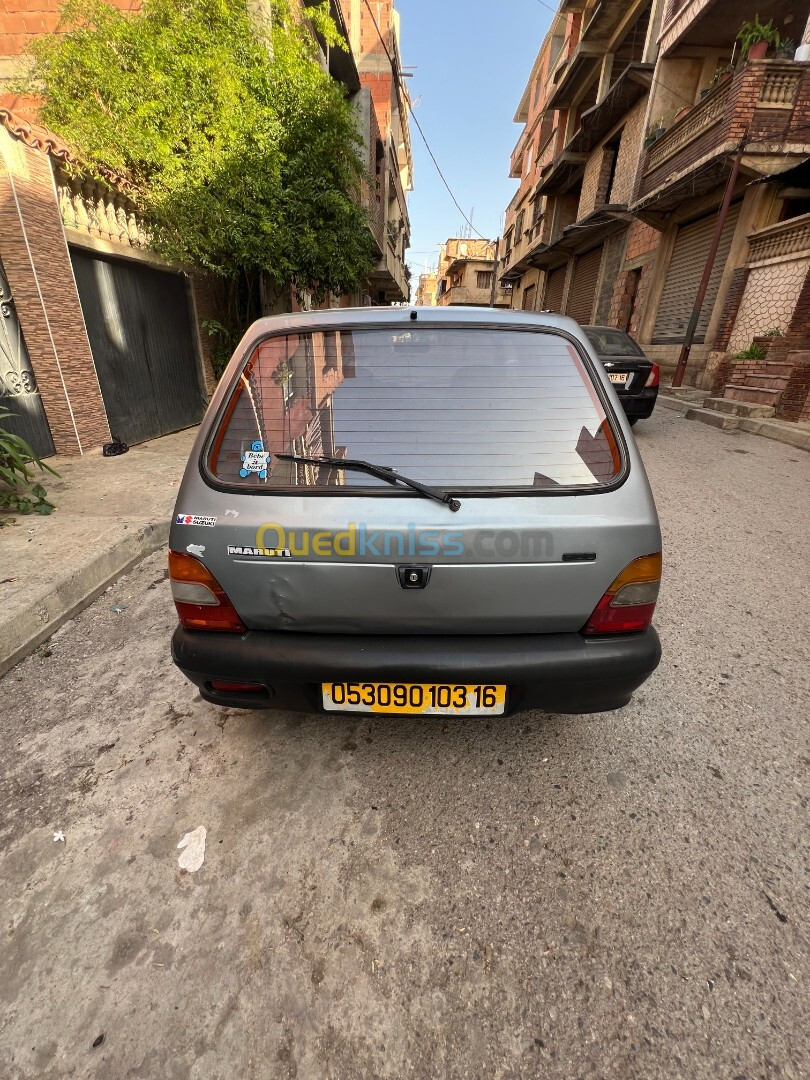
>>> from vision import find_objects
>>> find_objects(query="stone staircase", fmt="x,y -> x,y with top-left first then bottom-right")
681,351 -> 804,429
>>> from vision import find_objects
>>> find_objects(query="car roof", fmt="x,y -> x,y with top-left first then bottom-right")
241,306 -> 588,338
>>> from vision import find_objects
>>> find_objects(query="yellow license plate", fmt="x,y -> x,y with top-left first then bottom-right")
608,372 -> 628,384
322,682 -> 507,715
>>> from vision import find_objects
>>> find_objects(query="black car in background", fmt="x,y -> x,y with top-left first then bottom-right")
583,326 -> 659,426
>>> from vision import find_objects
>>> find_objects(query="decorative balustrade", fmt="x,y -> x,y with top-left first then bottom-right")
55,169 -> 150,249
758,65 -> 802,107
747,213 -> 810,264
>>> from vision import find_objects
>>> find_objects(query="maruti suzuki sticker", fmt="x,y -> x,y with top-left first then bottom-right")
176,514 -> 217,527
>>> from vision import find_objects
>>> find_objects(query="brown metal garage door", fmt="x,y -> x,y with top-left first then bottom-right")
652,204 -> 741,344
543,265 -> 566,313
566,246 -> 603,324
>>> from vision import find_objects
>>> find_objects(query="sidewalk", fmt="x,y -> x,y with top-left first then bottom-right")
657,389 -> 810,451
0,428 -> 197,676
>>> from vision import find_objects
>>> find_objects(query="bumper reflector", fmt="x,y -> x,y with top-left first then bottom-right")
209,679 -> 265,693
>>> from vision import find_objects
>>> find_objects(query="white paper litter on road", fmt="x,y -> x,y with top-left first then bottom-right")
177,826 -> 207,872
53,831 -> 65,843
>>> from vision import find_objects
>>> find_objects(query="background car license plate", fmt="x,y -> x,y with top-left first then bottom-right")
322,682 -> 506,715
608,372 -> 628,384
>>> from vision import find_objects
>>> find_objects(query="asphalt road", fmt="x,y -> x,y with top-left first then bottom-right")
1,407 -> 808,1080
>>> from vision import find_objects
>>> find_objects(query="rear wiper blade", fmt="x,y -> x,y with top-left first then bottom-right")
274,453 -> 461,512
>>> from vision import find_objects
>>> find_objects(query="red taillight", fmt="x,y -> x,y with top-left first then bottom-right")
645,363 -> 660,388
168,551 -> 246,632
583,553 -> 661,636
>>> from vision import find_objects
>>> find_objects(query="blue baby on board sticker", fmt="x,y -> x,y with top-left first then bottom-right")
240,441 -> 270,479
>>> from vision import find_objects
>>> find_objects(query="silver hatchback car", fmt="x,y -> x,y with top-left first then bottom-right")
170,306 -> 661,718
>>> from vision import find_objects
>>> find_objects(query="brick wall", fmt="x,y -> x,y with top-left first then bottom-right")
1,0 -> 142,59
625,219 -> 659,263
612,219 -> 661,338
1,0 -> 142,113
578,145 -> 614,219
0,126 -> 108,453
713,266 -> 750,351
609,99 -> 646,205
766,263 -> 810,419
593,228 -> 628,325
765,265 -> 810,366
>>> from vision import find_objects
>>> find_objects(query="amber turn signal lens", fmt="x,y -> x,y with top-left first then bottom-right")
168,551 -> 246,633
583,552 -> 662,635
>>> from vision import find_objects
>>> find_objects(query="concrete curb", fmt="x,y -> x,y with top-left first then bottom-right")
0,520 -> 168,679
658,395 -> 810,451
657,395 -> 694,414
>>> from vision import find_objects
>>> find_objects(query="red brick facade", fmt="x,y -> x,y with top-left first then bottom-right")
780,357 -> 810,422
1,0 -> 141,69
713,267 -> 750,351
625,220 -> 658,263
0,128 -> 109,453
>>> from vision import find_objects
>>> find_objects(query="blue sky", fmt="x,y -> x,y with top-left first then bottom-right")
397,0 -> 553,284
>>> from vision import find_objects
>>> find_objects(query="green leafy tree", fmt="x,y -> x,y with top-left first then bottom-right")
25,0 -> 375,318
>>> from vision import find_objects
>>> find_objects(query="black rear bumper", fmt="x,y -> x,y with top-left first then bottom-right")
172,626 -> 661,716
619,387 -> 658,420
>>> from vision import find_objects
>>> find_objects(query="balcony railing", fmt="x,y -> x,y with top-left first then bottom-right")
442,285 -> 510,306
645,77 -> 733,174
638,60 -> 809,204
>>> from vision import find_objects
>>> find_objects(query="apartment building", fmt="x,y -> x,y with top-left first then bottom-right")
502,0 -> 810,421
435,239 -> 512,307
631,0 -> 810,416
339,0 -> 413,305
415,271 -> 438,306
502,0 -> 664,321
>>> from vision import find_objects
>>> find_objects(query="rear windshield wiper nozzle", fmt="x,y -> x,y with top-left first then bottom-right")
274,453 -> 461,512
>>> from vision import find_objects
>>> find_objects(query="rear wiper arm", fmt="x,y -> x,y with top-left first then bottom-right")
274,453 -> 461,512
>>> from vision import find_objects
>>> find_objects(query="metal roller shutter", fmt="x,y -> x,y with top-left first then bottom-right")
566,246 -> 603,324
653,204 -> 741,344
544,265 -> 566,313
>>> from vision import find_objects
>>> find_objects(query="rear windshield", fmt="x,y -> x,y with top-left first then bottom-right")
208,327 -> 623,491
584,328 -> 645,357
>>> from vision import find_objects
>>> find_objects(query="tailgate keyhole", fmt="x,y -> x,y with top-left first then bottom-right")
397,565 -> 432,590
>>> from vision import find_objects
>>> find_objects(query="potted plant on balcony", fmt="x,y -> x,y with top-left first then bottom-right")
737,16 -> 781,60
643,117 -> 667,149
